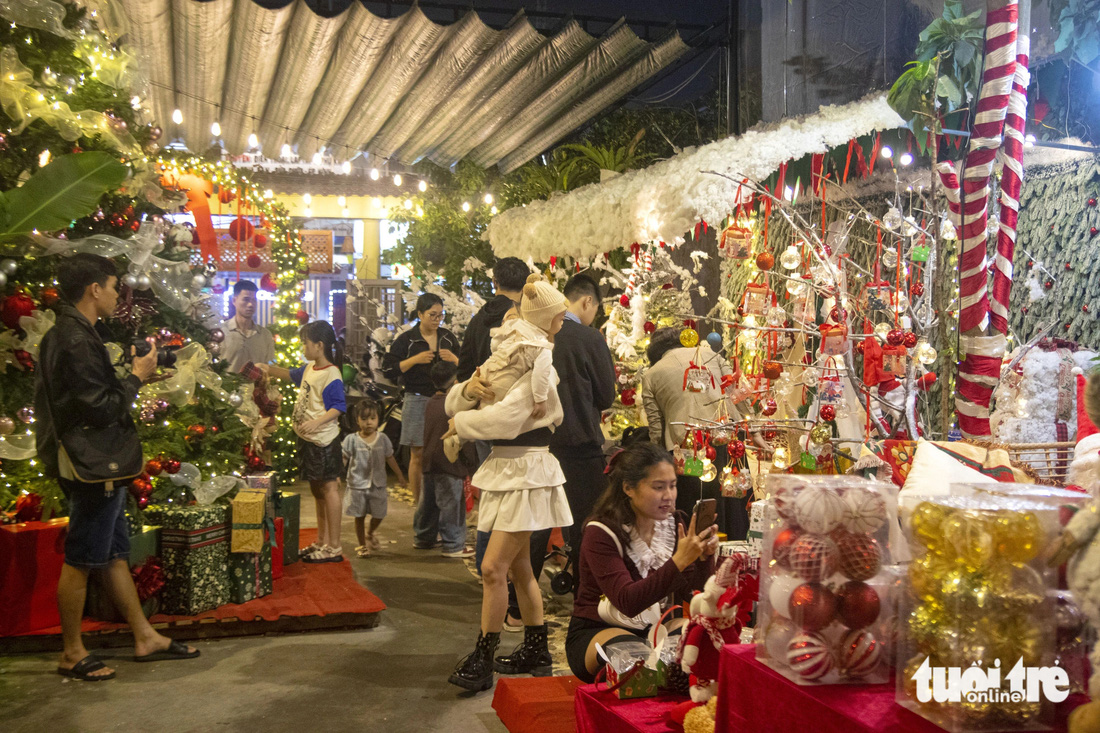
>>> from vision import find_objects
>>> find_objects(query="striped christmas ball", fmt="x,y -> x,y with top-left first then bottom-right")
793,486 -> 845,534
841,486 -> 887,534
786,633 -> 834,681
837,629 -> 881,677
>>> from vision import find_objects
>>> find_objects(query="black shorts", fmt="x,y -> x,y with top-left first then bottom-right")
298,437 -> 342,482
58,477 -> 131,570
565,615 -> 646,683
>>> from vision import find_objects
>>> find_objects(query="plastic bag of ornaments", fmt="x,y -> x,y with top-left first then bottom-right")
896,493 -> 1062,732
755,475 -> 899,686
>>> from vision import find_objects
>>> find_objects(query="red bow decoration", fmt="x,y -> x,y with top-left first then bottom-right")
132,557 -> 166,602
14,493 -> 42,523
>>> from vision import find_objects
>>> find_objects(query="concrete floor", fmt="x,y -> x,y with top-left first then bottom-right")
0,486 -> 525,733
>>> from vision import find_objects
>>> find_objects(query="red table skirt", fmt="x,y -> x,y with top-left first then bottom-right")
574,684 -> 685,733
716,645 -> 1082,733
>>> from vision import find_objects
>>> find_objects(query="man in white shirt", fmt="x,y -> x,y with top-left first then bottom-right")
222,280 -> 275,372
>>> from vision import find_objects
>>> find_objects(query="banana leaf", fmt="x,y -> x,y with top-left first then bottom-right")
0,152 -> 128,236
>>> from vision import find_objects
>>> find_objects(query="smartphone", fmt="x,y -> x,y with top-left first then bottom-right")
692,498 -> 717,534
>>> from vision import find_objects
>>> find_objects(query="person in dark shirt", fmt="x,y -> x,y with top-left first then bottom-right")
456,257 -> 530,383
381,294 -> 461,507
549,273 -> 616,583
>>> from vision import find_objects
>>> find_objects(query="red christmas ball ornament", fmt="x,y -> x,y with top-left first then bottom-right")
762,398 -> 778,416
296,309 -> 309,325
902,332 -> 918,349
1045,279 -> 1054,289
662,282 -> 673,290
228,216 -> 254,241
705,444 -> 717,461
218,188 -> 236,204
829,305 -> 848,323
109,213 -> 126,227
1066,262 -> 1074,271
772,527 -> 802,569
619,294 -> 630,307
2,291 -> 35,330
145,458 -> 163,476
763,428 -> 778,441
13,349 -> 34,371
253,233 -> 268,248
186,425 -> 206,439
835,532 -> 882,581
40,286 -> 59,307
643,321 -> 656,334
886,329 -> 905,346
835,580 -> 881,629
763,361 -> 783,380
789,582 -> 837,632
137,495 -> 150,510
619,388 -> 636,406
260,273 -> 278,292
1084,305 -> 1090,314
246,254 -> 262,268
910,283 -> 924,297
1089,197 -> 1098,207
247,454 -> 266,472
1091,227 -> 1098,238
819,405 -> 836,422
164,458 -> 181,474
729,440 -> 746,460
756,252 -> 775,271
129,219 -> 141,232
789,534 -> 839,583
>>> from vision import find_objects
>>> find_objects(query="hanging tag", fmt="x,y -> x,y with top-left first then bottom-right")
800,451 -> 817,470
720,224 -> 753,259
683,363 -> 714,393
684,457 -> 704,477
910,243 -> 930,262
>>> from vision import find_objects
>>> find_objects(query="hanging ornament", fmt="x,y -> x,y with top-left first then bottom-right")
296,309 -> 310,325
719,223 -> 753,258
780,245 -> 801,270
880,248 -> 898,268
882,207 -> 903,231
914,339 -> 937,365
619,388 -> 636,406
135,274 -> 152,290
886,329 -> 905,347
711,428 -> 731,447
619,294 -> 630,307
228,216 -> 254,240
643,321 -> 656,334
742,282 -> 773,317
16,406 -> 34,423
809,423 -> 832,446
756,252 -> 775,271
260,273 -> 278,292
763,361 -> 783,380
819,405 -> 836,422
939,218 -> 957,240
901,217 -> 919,238
762,398 -> 778,416
0,416 -> 14,435
772,445 -> 791,470
2,291 -> 35,330
1088,197 -> 1097,207
0,259 -> 19,276
228,393 -> 244,408
680,328 -> 699,348
729,440 -> 746,460
145,458 -> 163,476
873,322 -> 891,341
818,324 -> 848,357
910,282 -> 924,297
700,461 -> 718,482
765,306 -> 786,327
706,332 -> 723,351
785,278 -> 805,297
902,332 -> 918,349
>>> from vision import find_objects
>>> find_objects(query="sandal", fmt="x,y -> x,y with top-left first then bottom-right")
299,541 -> 322,558
134,639 -> 200,663
368,534 -> 381,550
355,545 -> 371,558
302,545 -> 343,564
57,655 -> 115,681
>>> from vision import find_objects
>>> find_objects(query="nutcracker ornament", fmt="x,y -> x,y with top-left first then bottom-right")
678,555 -> 758,702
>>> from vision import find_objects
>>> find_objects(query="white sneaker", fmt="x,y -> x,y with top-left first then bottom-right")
441,546 -> 476,558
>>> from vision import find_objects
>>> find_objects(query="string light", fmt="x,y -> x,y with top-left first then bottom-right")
172,108 -> 183,124
210,120 -> 221,137
900,152 -> 913,166
393,174 -> 402,186
372,197 -> 382,208
461,201 -> 470,212
418,180 -> 427,192
311,151 -> 323,165
403,199 -> 413,210
370,168 -> 379,180
248,132 -> 259,148
337,195 -> 346,208
484,193 -> 493,204
302,193 -> 311,205
341,161 -> 351,174
280,143 -> 293,158
881,146 -> 893,159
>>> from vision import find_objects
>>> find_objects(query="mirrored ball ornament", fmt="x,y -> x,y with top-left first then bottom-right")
228,393 -> 244,408
191,274 -> 208,291
135,274 -> 152,290
0,259 -> 18,276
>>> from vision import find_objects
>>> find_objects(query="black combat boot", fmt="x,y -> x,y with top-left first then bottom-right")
494,623 -> 552,676
449,631 -> 500,691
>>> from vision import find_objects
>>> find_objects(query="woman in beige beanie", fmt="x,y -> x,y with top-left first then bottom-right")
444,274 -> 575,691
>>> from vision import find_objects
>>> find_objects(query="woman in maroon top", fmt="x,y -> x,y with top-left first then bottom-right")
566,442 -> 719,682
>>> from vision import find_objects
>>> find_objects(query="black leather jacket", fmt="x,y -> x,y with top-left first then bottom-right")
33,303 -> 142,479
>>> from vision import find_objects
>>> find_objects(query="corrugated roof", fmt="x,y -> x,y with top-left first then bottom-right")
116,0 -> 688,171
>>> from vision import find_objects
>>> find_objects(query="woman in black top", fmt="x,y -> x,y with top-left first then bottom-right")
382,294 -> 460,507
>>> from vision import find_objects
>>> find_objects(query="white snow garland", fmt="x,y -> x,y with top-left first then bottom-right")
485,94 -> 904,261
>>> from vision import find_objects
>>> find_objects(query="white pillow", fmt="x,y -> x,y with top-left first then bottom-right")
900,440 -> 998,498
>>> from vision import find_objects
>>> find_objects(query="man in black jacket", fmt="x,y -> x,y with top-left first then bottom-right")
456,256 -> 530,382
35,253 -> 198,681
549,274 -> 616,575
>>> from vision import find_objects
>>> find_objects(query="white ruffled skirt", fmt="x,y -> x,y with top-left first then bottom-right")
474,446 -> 573,533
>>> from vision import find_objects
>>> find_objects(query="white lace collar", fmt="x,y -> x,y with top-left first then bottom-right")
624,516 -> 676,578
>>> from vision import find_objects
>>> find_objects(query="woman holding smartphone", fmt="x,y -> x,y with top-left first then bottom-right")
566,442 -> 720,683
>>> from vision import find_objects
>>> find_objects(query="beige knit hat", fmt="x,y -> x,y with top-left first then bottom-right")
520,274 -> 567,332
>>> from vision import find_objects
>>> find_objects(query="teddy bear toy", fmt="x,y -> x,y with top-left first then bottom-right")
678,554 -> 757,703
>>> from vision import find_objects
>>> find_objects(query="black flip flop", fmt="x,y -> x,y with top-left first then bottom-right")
133,639 -> 200,663
57,655 -> 115,681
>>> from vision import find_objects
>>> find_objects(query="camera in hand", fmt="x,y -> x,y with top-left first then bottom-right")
130,338 -> 178,368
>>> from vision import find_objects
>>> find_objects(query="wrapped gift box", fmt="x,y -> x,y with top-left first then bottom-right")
0,518 -> 68,636
246,471 -> 277,516
275,491 -> 300,566
143,504 -> 229,615
230,488 -> 269,553
272,517 -> 284,580
226,541 -> 273,604
85,524 -> 162,622
605,642 -> 663,699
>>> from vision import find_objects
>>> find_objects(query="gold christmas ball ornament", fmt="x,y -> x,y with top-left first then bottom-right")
992,510 -> 1045,565
942,511 -> 995,569
910,502 -> 951,549
680,328 -> 699,348
908,553 -> 951,604
809,423 -> 832,446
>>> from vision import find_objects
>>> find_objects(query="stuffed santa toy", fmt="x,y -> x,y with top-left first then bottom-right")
1068,370 -> 1100,489
678,555 -> 758,703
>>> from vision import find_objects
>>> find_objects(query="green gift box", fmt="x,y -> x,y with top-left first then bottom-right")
226,542 -> 273,604
85,525 -> 162,622
143,504 -> 229,615
275,491 -> 300,566
607,661 -> 662,699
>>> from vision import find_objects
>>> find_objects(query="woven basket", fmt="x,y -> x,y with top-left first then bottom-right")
1004,442 -> 1075,485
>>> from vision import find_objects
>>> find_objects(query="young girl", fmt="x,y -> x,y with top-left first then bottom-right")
343,400 -> 406,558
444,277 -> 574,691
261,321 -> 347,563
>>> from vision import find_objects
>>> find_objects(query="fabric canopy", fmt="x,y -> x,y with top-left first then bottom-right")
485,94 -> 906,262
114,0 -> 688,170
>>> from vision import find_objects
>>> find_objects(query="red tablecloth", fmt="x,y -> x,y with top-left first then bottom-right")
574,684 -> 685,733
716,644 -> 1082,733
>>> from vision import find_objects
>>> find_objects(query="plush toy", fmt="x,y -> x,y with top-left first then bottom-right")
1068,371 -> 1100,489
1051,371 -> 1100,732
678,555 -> 758,703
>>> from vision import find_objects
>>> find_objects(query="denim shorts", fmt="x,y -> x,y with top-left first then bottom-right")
59,477 -> 131,570
399,393 -> 430,447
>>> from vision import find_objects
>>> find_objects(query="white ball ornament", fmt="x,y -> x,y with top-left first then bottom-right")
764,617 -> 797,660
228,393 -> 244,408
0,258 -> 18,275
793,486 -> 846,534
768,572 -> 802,618
837,629 -> 881,677
841,485 -> 887,534
191,274 -> 208,291
122,273 -> 139,289
787,633 -> 834,681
